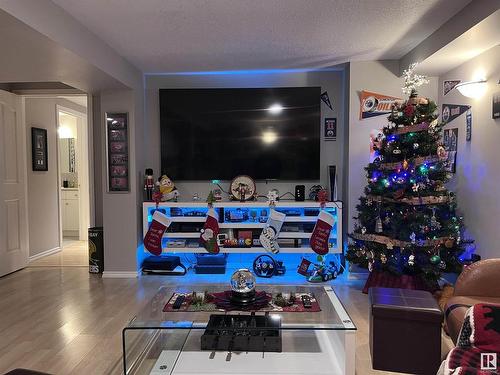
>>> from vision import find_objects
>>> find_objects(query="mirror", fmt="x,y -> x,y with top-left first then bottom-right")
59,138 -> 76,173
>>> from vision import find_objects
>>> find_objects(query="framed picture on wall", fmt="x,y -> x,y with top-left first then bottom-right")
106,113 -> 129,192
31,127 -> 48,171
443,128 -> 458,173
493,92 -> 500,119
324,118 -> 337,141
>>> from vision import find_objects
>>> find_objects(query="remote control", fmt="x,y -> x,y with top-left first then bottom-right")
301,295 -> 312,308
173,295 -> 185,309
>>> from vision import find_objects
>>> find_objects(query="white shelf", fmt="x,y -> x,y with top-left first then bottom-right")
158,246 -> 337,254
143,200 -> 339,208
143,201 -> 342,254
169,217 -> 206,222
219,223 -> 265,228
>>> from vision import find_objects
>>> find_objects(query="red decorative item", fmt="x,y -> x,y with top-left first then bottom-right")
362,270 -> 438,294
152,191 -> 162,209
317,189 -> 328,208
403,104 -> 415,117
200,208 -> 220,254
310,211 -> 335,255
163,291 -> 321,313
297,258 -> 312,276
144,210 -> 171,256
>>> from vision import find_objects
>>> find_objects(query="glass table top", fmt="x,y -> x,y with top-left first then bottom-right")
126,284 -> 356,331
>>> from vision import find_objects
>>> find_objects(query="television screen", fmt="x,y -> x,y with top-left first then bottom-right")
160,87 -> 320,180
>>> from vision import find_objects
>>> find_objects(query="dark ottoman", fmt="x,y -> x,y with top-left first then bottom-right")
369,287 -> 443,375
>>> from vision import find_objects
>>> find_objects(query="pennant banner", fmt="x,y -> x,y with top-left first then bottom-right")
320,91 -> 333,110
443,80 -> 461,96
441,104 -> 470,123
360,91 -> 402,120
466,110 -> 472,142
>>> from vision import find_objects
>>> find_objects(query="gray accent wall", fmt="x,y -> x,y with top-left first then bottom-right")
144,69 -> 348,205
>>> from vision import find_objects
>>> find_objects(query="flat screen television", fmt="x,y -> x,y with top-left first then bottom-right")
160,87 -> 320,180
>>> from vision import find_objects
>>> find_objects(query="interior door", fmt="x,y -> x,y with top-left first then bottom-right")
0,90 -> 28,276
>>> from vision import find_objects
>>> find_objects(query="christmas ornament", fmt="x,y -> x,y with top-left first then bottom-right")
429,119 -> 438,133
386,242 -> 394,250
413,143 -> 419,149
396,177 -> 406,184
437,146 -> 448,161
412,183 -> 419,192
383,216 -> 391,225
430,209 -> 441,230
410,232 -> 416,244
366,198 -> 373,206
439,261 -> 446,269
393,147 -> 402,155
375,216 -> 383,233
430,255 -> 441,265
361,226 -> 367,234
402,159 -> 409,170
380,254 -> 387,264
368,260 -> 374,272
408,254 -> 415,266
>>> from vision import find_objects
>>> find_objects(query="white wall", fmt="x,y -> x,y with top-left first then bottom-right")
348,60 -> 439,231
144,69 -> 347,203
438,46 -> 500,260
24,97 -> 87,257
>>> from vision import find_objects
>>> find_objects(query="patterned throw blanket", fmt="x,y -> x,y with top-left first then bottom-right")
443,304 -> 500,374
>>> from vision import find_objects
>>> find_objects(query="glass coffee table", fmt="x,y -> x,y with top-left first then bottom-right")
122,284 -> 356,375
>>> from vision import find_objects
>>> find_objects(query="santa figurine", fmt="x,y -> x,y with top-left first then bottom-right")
157,175 -> 179,201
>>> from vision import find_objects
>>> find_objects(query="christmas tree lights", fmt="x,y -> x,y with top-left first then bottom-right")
347,66 -> 473,291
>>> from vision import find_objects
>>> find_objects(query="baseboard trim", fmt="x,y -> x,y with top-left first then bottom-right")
29,247 -> 62,262
102,271 -> 138,278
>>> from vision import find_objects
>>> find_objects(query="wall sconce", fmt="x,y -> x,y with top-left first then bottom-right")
455,79 -> 487,98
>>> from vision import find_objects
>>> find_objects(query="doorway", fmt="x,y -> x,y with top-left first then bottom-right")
55,102 -> 90,265
27,95 -> 92,267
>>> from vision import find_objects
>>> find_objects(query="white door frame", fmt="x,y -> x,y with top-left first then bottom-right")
56,104 -> 90,241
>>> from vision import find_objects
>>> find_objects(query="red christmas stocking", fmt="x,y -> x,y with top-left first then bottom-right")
200,208 -> 220,254
144,210 -> 171,256
310,211 -> 335,255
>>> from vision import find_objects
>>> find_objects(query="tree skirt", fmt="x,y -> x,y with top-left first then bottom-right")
163,291 -> 321,312
362,270 -> 438,294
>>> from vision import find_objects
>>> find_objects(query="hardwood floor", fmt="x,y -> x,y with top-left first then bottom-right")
0,262 -> 453,375
29,239 -> 88,267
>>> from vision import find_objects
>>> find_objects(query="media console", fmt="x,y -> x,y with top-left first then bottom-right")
142,201 -> 342,254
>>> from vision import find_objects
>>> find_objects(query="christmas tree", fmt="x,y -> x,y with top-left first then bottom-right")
346,64 -> 473,293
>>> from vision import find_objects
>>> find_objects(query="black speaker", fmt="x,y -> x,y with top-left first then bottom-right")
328,165 -> 337,201
295,185 -> 305,201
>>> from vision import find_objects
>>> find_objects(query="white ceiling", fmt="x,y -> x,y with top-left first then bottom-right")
58,95 -> 87,108
416,10 -> 500,76
51,0 -> 472,73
